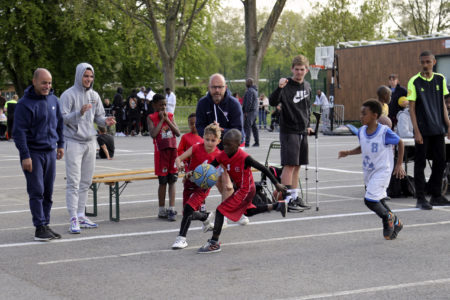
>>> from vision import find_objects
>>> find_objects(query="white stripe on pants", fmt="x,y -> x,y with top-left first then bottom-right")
65,139 -> 96,218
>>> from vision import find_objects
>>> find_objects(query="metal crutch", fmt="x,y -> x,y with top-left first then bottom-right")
313,112 -> 321,211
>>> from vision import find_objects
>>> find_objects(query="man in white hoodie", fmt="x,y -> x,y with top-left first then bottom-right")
60,63 -> 116,233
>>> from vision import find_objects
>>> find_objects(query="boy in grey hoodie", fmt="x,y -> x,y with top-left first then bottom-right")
60,63 -> 116,233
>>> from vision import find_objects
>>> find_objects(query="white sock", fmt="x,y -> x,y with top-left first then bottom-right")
159,207 -> 166,213
285,189 -> 295,203
291,189 -> 298,200
77,213 -> 85,218
169,206 -> 175,212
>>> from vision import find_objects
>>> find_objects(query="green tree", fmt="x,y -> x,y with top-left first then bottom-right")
109,0 -> 215,91
303,0 -> 387,61
242,0 -> 287,83
212,8 -> 246,80
390,0 -> 450,35
0,0 -> 120,96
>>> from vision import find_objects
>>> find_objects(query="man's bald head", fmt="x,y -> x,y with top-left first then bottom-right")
208,73 -> 227,104
32,68 -> 52,96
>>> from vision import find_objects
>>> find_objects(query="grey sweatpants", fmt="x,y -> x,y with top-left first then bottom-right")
65,139 -> 96,218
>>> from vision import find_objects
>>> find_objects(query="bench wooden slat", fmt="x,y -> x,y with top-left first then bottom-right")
92,168 -> 154,179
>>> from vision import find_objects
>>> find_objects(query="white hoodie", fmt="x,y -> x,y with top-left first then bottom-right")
396,108 -> 414,138
60,63 -> 107,142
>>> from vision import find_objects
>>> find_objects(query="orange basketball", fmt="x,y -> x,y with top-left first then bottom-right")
378,116 -> 392,128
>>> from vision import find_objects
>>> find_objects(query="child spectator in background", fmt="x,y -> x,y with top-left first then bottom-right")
127,96 -> 141,136
148,94 -> 181,221
396,96 -> 413,138
197,129 -> 287,253
172,123 -> 222,249
268,103 -> 281,132
97,126 -> 115,159
377,85 -> 393,128
338,99 -> 405,240
177,113 -> 203,172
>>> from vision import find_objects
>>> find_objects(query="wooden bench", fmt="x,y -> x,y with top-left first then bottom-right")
87,169 -> 184,222
87,167 -> 262,222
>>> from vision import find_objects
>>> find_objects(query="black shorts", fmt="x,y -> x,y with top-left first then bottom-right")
158,173 -> 178,185
280,132 -> 308,166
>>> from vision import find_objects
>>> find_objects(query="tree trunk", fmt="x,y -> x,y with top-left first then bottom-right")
162,58 -> 176,91
243,0 -> 287,86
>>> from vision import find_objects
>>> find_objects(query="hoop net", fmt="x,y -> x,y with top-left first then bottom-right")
309,64 -> 325,80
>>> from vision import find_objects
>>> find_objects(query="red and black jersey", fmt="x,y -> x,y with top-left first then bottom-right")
189,142 -> 221,172
177,132 -> 203,172
149,112 -> 177,150
216,148 -> 253,191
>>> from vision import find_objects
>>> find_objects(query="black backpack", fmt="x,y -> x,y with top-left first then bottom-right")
387,175 -> 415,198
252,181 -> 271,205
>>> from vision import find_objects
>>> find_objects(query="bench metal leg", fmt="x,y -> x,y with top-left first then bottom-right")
109,182 -> 120,222
86,183 -> 98,217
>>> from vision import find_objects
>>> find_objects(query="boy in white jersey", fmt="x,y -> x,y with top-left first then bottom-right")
339,99 -> 406,239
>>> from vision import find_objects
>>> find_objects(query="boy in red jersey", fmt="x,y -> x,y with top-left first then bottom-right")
177,113 -> 203,172
198,129 -> 287,253
148,94 -> 181,221
172,123 -> 222,249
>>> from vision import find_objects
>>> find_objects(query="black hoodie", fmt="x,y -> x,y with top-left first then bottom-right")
269,77 -> 311,134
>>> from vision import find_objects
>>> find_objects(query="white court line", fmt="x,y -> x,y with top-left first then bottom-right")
37,218 -> 450,265
279,278 -> 450,300
0,194 -> 223,215
0,207 -> 430,249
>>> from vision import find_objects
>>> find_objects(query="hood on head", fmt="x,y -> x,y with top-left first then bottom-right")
75,62 -> 94,90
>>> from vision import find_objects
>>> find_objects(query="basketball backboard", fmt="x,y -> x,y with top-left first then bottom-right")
315,46 -> 335,69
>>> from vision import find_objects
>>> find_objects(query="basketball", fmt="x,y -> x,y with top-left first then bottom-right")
192,163 -> 218,189
398,96 -> 408,107
378,115 -> 392,128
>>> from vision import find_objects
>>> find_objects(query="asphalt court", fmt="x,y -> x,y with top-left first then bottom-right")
0,132 -> 449,299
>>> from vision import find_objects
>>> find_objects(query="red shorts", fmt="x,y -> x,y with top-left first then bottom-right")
155,148 -> 177,176
217,184 -> 256,222
183,180 -> 210,211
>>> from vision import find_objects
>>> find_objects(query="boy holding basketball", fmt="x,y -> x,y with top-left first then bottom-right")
198,129 -> 287,253
148,94 -> 180,222
338,99 -> 405,240
172,123 -> 222,249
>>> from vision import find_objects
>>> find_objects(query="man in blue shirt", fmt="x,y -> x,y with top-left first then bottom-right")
13,68 -> 65,241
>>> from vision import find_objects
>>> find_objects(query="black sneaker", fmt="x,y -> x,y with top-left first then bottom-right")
46,225 -> 61,239
198,239 -> 221,253
34,225 -> 54,242
287,200 -> 305,212
382,212 -> 395,240
294,197 -> 311,210
276,200 -> 287,217
430,195 -> 450,206
416,197 -> 433,210
252,143 -> 260,147
389,216 -> 403,240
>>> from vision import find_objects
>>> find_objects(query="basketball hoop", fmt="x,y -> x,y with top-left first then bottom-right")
309,64 -> 325,80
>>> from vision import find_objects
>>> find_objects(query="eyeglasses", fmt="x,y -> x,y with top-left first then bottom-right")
210,86 -> 225,90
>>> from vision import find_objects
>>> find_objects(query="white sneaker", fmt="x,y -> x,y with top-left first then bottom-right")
172,236 -> 188,249
237,215 -> 250,226
69,217 -> 81,234
202,212 -> 215,233
78,216 -> 98,228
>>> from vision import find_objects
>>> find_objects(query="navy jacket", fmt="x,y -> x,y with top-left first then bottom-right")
243,86 -> 258,113
195,89 -> 243,147
13,86 -> 64,160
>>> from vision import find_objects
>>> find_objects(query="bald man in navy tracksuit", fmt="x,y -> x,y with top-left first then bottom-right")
13,68 -> 65,241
